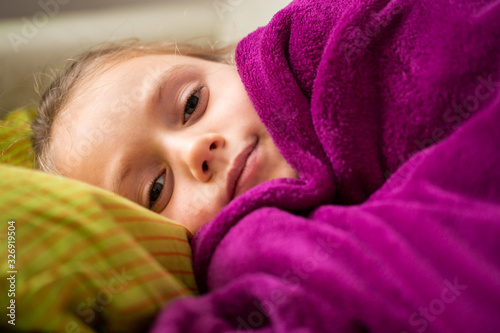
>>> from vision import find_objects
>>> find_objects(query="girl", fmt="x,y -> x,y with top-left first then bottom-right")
32,41 -> 299,234
33,0 -> 500,331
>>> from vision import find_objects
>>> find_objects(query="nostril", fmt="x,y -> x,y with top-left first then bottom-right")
209,143 -> 216,150
202,161 -> 208,172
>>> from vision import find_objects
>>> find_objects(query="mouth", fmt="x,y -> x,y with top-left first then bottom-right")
226,138 -> 259,201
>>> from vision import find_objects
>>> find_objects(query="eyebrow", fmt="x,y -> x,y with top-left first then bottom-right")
112,63 -> 187,205
148,64 -> 188,114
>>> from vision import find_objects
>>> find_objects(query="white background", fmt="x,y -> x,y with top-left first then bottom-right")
0,0 -> 292,116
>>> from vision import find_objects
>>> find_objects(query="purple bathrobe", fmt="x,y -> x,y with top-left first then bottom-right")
151,0 -> 500,331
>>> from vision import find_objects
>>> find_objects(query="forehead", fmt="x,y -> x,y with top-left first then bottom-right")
65,53 -> 205,112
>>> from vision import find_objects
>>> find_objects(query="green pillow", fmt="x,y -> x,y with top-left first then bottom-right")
0,109 -> 197,332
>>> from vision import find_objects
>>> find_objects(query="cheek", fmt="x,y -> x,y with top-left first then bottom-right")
228,93 -> 263,134
213,71 -> 256,117
162,186 -> 221,233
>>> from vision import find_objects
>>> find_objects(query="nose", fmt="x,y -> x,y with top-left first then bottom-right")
184,133 -> 225,182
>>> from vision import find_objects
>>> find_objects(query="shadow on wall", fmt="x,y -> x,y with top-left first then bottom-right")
0,0 -> 292,117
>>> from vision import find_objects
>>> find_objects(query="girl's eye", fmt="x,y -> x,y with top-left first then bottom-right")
184,85 -> 205,123
148,172 -> 165,209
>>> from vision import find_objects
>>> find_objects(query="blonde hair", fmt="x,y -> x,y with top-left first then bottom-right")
31,38 -> 235,174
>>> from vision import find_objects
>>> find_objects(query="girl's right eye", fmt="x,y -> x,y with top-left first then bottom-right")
183,85 -> 205,124
148,172 -> 165,209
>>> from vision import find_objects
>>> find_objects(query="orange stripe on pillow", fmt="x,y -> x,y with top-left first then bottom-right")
167,270 -> 195,275
151,251 -> 192,258
135,235 -> 189,243
115,215 -> 184,228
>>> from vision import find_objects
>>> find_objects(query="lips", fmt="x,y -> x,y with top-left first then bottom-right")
226,138 -> 259,201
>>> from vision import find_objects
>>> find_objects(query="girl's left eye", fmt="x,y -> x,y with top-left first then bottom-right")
148,172 -> 165,209
183,85 -> 205,123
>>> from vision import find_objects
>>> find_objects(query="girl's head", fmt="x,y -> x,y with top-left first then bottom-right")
32,40 -> 298,234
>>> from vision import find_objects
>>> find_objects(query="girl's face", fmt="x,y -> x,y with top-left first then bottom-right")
51,54 -> 298,234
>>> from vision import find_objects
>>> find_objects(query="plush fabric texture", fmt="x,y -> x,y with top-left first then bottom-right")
0,164 -> 197,333
0,107 -> 36,168
151,0 -> 500,332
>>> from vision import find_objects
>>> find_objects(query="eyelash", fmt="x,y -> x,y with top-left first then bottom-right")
183,84 -> 205,124
147,170 -> 165,210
